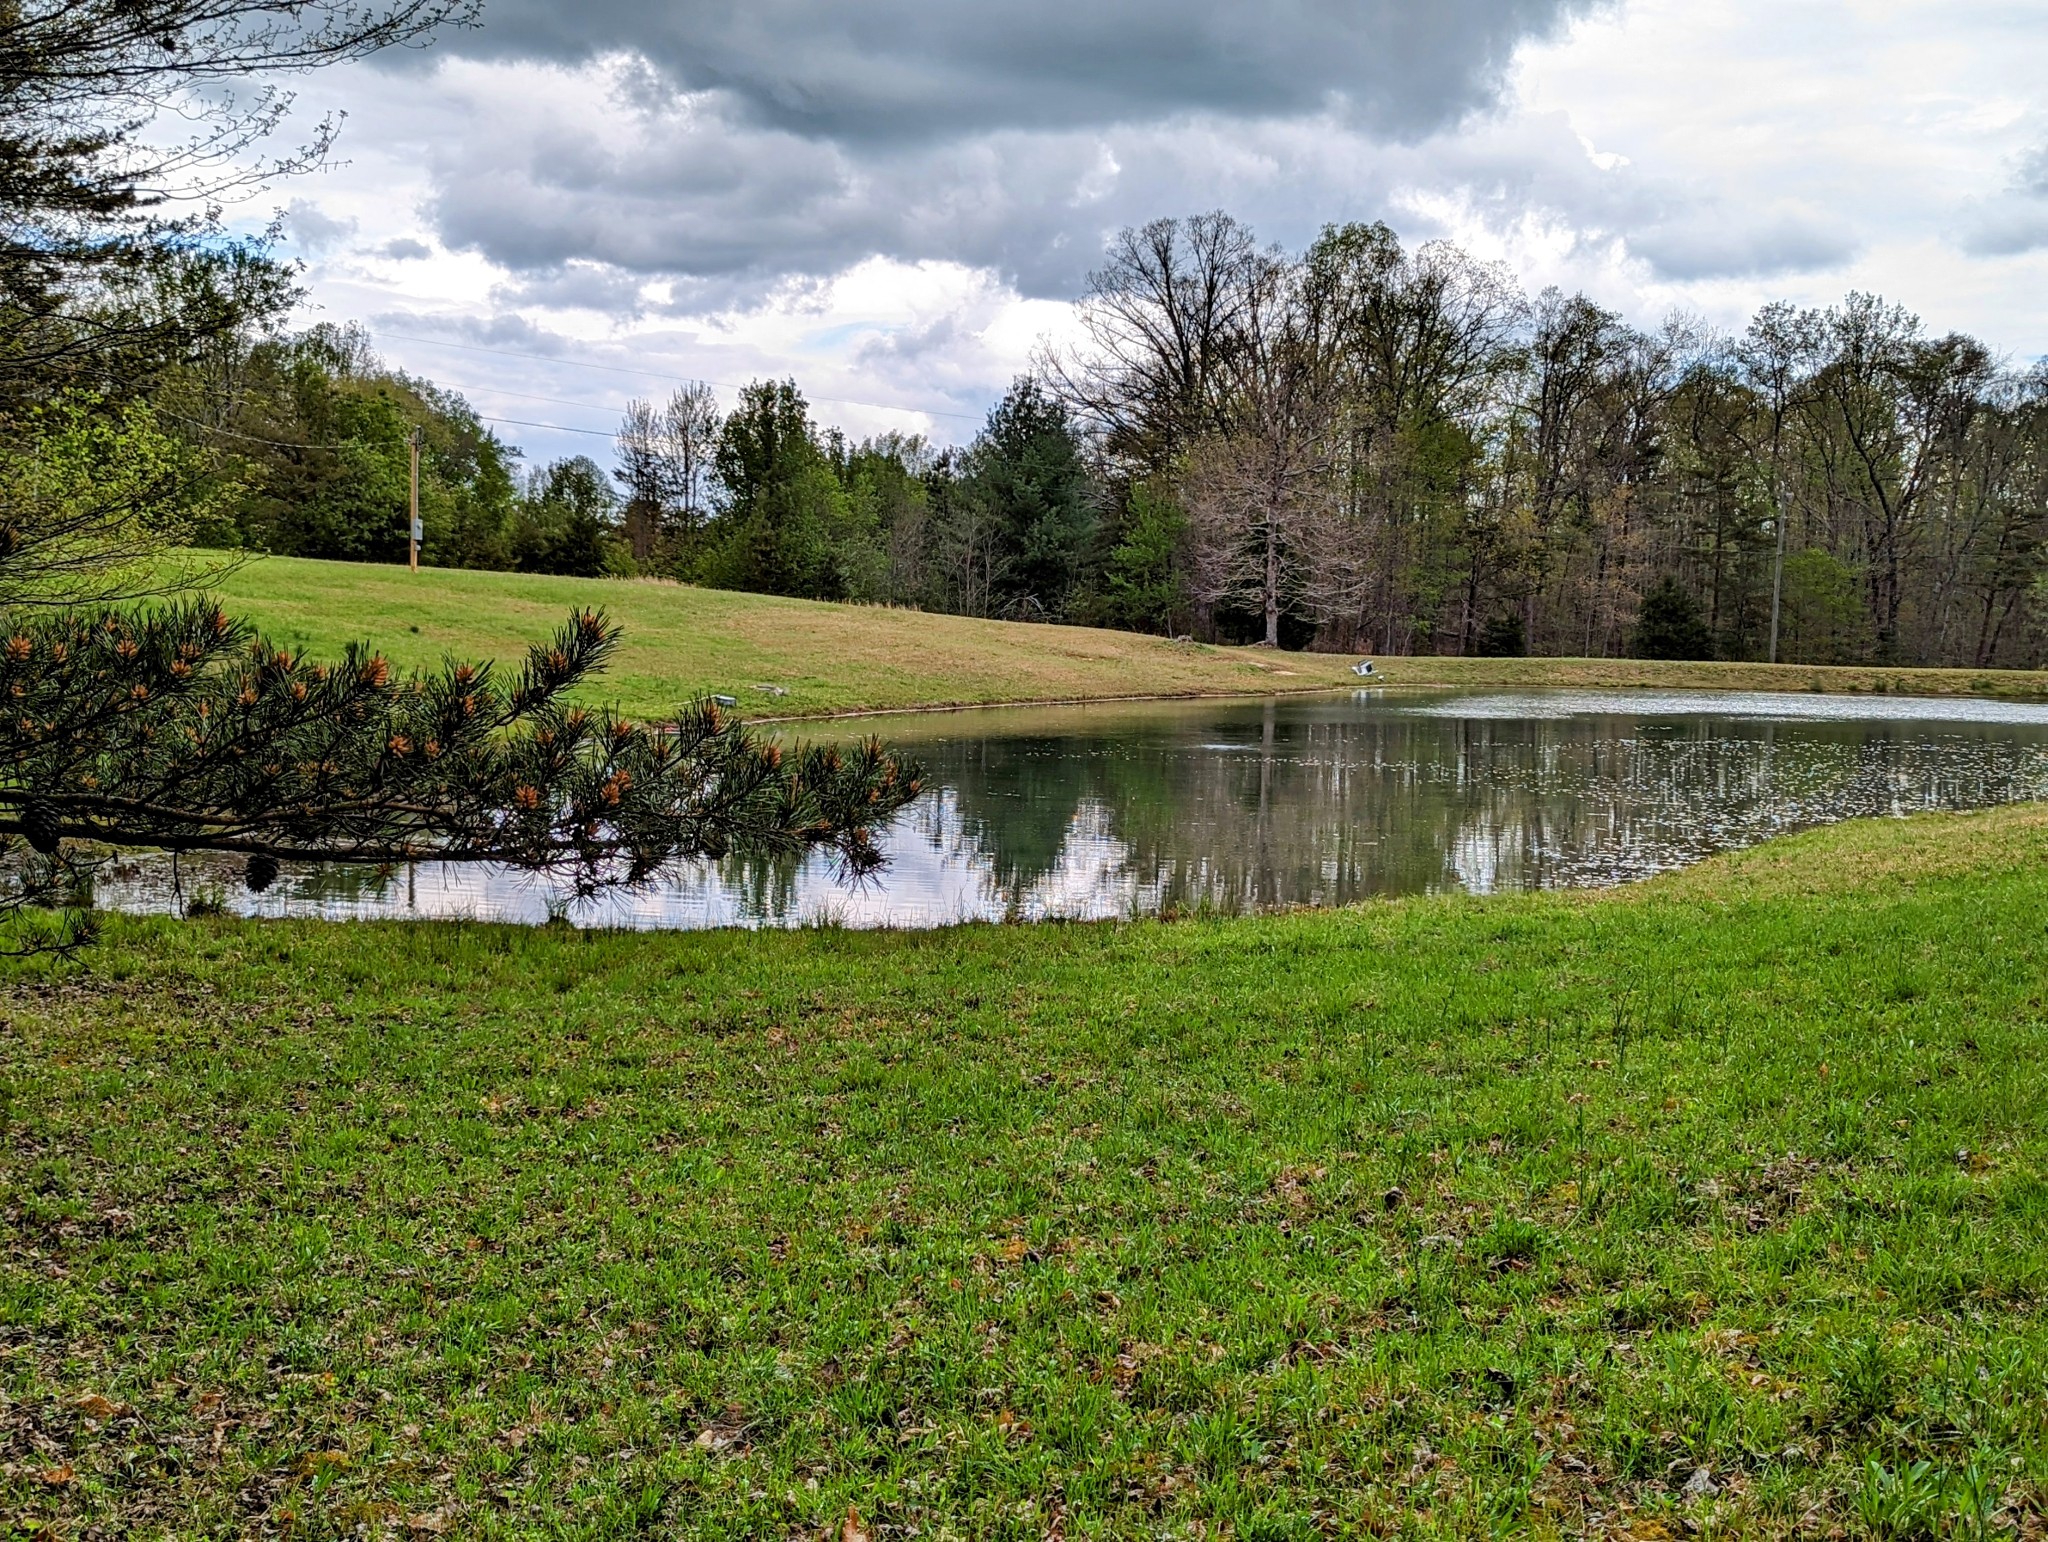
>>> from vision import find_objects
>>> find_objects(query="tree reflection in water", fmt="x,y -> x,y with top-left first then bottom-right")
96,689 -> 2048,929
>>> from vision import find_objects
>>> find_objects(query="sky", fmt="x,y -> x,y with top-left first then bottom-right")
240,0 -> 2048,467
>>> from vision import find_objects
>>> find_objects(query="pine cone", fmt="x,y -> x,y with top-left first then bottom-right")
21,802 -> 60,857
244,853 -> 280,893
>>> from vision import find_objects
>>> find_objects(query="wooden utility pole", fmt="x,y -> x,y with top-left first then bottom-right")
408,427 -> 422,573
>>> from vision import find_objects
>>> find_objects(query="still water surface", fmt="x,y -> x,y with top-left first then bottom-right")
97,688 -> 2048,929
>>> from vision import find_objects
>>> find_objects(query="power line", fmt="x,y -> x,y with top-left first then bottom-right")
376,329 -> 986,423
165,401 -> 616,449
474,414 -> 615,441
445,382 -> 631,417
158,407 -> 348,452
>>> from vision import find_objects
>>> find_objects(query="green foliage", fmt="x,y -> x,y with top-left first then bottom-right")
843,433 -> 932,602
1856,1459 -> 1933,1541
1098,477 -> 1190,634
1632,575 -> 1715,661
218,327 -> 521,570
0,394 -> 235,603
1780,547 -> 1872,664
1475,612 -> 1527,657
1830,1335 -> 1900,1426
699,381 -> 887,601
960,377 -> 1097,619
512,457 -> 618,578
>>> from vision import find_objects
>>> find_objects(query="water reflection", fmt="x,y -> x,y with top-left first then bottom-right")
97,689 -> 2048,930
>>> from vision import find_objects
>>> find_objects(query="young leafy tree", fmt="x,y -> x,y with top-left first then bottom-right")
700,380 -> 884,600
514,456 -> 617,577
202,327 -> 520,566
0,393 -> 230,607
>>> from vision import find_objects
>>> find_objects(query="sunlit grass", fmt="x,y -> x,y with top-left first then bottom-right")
187,552 -> 2048,722
5,806 -> 2047,1535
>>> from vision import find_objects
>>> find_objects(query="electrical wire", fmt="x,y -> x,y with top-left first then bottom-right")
157,408 -> 349,452
473,414 -> 615,441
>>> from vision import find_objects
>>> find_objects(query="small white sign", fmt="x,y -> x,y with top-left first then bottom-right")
410,518 -> 424,542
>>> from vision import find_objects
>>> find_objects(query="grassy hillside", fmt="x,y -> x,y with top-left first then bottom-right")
7,806 -> 2048,1536
192,554 -> 2048,721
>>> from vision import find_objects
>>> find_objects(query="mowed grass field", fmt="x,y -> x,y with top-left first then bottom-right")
5,807 -> 2048,1537
188,554 -> 2048,721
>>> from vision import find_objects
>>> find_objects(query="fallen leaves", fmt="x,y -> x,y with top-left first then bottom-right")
693,1421 -> 747,1455
73,1392 -> 130,1421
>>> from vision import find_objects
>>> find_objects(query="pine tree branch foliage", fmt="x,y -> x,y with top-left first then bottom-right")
0,604 -> 923,895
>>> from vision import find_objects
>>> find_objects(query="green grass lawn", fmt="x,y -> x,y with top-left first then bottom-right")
5,807 -> 2048,1537
186,553 -> 2048,722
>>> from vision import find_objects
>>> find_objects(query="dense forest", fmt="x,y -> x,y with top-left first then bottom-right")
41,216 -> 2048,668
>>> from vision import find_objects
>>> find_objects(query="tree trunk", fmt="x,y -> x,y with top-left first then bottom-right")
1264,513 -> 1280,647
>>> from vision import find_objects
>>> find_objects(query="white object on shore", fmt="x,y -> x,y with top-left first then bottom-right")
1352,659 -> 1377,677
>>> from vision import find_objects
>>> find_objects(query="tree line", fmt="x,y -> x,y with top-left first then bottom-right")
122,212 -> 2048,669
566,215 -> 2048,669
1050,215 -> 2048,667
23,213 -> 2048,668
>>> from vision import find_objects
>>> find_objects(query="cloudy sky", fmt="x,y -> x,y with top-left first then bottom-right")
245,0 -> 2048,465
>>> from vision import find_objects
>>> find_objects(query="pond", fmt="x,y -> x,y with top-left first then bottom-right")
95,688 -> 2048,930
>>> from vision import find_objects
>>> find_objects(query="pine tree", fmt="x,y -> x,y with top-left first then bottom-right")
1631,576 -> 1714,661
0,605 -> 919,952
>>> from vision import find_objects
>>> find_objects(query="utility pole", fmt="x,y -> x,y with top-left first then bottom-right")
408,427 -> 422,573
1767,496 -> 1787,664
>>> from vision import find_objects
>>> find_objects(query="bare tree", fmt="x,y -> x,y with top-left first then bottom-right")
1182,249 -> 1342,647
1042,212 -> 1263,475
613,384 -> 722,563
1734,301 -> 1824,662
664,381 -> 722,537
1298,222 -> 1526,650
1799,295 -> 1969,660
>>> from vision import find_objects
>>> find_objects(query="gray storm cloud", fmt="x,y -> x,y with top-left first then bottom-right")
443,0 -> 1597,143
396,0 -> 1619,295
366,0 -> 1880,302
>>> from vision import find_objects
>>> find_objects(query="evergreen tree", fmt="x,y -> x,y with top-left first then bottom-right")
701,381 -> 883,600
1098,479 -> 1189,634
961,379 -> 1096,619
1631,576 -> 1715,660
1475,614 -> 1526,658
0,604 -> 921,952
